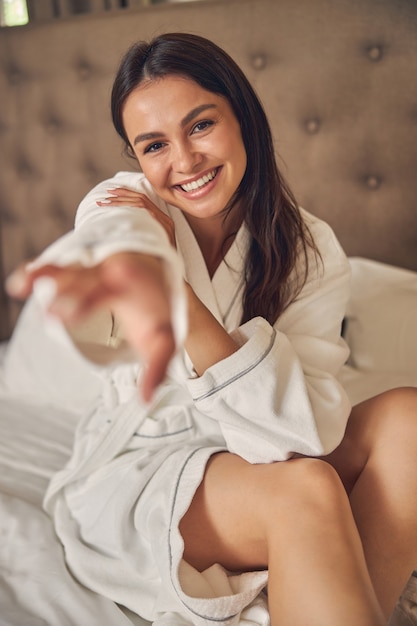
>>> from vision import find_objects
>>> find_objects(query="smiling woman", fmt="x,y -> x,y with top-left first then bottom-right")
4,29 -> 417,626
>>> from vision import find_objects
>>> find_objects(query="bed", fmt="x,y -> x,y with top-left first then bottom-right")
0,0 -> 416,624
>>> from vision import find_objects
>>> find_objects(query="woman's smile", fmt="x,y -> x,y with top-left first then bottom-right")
174,166 -> 221,196
177,168 -> 220,195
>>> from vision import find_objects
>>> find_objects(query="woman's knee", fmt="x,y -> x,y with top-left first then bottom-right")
255,457 -> 350,534
351,386 -> 417,445
353,386 -> 417,419
179,454 -> 349,572
331,386 -> 417,489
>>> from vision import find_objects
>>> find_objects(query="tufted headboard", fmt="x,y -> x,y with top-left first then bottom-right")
1,0 -> 417,339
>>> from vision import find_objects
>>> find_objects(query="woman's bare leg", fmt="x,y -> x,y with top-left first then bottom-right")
325,387 -> 417,619
179,453 -> 384,626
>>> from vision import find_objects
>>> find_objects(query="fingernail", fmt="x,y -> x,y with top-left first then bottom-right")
97,199 -> 112,204
5,269 -> 27,296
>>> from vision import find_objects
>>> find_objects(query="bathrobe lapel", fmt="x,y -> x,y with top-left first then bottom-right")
169,206 -> 249,331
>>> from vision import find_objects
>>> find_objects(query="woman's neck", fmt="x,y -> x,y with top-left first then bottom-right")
185,212 -> 241,278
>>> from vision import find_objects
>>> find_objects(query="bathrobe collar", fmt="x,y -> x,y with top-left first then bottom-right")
168,205 -> 249,331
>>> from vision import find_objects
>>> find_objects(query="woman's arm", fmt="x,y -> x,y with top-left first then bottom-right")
184,283 -> 239,375
6,173 -> 187,401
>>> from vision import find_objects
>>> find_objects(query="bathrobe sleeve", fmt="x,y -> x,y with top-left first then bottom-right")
186,217 -> 352,463
31,172 -> 187,348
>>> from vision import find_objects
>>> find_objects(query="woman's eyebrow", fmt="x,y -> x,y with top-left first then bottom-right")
181,103 -> 217,128
133,103 -> 218,146
133,131 -> 163,146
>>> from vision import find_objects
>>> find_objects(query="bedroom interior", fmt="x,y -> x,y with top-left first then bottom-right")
0,0 -> 416,624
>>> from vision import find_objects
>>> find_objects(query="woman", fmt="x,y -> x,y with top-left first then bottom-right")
7,33 -> 417,625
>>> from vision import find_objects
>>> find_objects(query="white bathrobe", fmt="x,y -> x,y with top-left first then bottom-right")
34,171 -> 351,625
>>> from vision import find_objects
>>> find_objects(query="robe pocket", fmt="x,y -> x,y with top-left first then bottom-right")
132,404 -> 194,448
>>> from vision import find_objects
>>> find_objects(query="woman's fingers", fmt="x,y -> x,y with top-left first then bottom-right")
97,188 -> 155,209
97,188 -> 176,247
5,264 -> 34,300
97,189 -> 147,207
140,327 -> 176,402
101,253 -> 176,400
5,262 -> 65,301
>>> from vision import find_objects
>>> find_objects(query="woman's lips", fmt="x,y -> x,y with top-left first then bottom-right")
174,167 -> 221,197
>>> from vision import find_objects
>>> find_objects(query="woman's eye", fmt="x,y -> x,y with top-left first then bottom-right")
144,142 -> 164,154
192,120 -> 214,134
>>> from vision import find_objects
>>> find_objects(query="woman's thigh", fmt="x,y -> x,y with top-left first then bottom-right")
324,387 -> 417,493
179,452 -> 348,573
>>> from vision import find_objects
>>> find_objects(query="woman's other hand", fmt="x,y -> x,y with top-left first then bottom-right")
97,188 -> 176,248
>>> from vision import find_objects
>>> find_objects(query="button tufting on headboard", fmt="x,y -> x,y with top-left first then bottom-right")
76,61 -> 93,81
366,44 -> 385,62
304,118 -> 321,134
44,117 -> 63,135
6,65 -> 26,85
250,53 -> 267,71
364,175 -> 382,190
15,156 -> 39,181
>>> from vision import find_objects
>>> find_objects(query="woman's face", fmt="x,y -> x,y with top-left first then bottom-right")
122,75 -> 247,225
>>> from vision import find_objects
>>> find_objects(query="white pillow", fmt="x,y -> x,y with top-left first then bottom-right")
344,258 -> 417,375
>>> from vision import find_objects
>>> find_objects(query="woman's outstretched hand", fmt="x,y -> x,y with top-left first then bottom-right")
6,252 -> 176,402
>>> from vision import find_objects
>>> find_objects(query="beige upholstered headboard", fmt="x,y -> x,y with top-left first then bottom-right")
1,0 -> 417,339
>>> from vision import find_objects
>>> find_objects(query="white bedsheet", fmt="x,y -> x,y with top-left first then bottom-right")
0,389 -> 149,626
0,256 -> 416,626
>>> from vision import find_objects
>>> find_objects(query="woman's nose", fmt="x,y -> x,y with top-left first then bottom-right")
172,140 -> 202,173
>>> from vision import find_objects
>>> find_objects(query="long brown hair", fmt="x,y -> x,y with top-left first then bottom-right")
111,33 -> 319,325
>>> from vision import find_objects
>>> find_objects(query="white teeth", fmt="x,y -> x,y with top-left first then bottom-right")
180,169 -> 216,192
